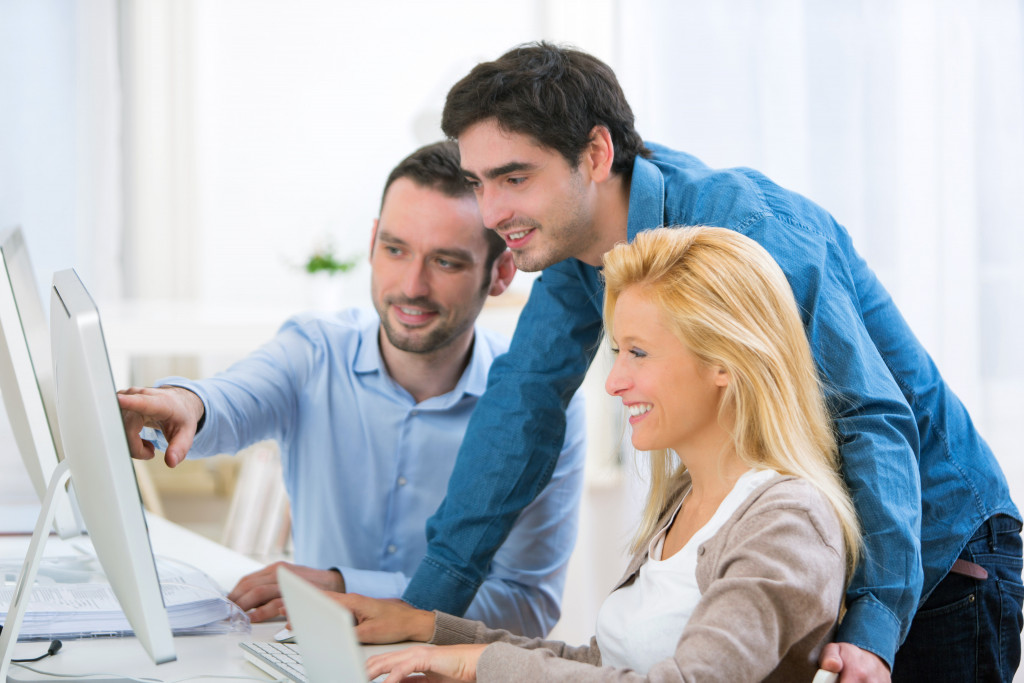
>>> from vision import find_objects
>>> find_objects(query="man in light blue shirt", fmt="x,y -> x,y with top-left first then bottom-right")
118,141 -> 586,638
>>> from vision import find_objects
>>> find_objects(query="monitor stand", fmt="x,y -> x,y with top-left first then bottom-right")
0,459 -> 70,681
0,462 -> 163,683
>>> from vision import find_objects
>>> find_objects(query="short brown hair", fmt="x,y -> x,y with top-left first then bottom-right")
442,42 -> 650,179
380,141 -> 506,269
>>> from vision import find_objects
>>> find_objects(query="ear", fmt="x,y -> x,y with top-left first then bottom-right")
582,125 -> 616,183
368,218 -> 379,262
487,250 -> 517,297
713,366 -> 731,388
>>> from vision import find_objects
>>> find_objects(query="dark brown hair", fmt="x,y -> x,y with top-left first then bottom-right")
442,42 -> 651,179
381,141 -> 506,268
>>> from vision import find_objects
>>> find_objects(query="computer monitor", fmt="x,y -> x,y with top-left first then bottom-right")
47,268 -> 176,665
0,227 -> 80,538
0,268 -> 175,681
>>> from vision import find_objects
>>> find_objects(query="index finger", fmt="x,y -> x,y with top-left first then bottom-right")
117,391 -> 158,414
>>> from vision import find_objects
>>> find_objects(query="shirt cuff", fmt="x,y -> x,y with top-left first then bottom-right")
402,557 -> 479,615
835,594 -> 903,670
154,378 -> 213,452
338,567 -> 407,600
140,426 -> 169,452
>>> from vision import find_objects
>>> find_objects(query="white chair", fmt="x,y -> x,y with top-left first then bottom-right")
220,441 -> 291,561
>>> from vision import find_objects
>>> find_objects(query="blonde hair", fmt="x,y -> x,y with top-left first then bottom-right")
602,226 -> 860,575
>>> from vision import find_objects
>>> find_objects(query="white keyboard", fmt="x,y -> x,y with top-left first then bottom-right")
240,640 -> 307,682
239,640 -> 388,682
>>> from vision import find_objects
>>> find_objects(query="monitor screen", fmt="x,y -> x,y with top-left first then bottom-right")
0,227 -> 79,537
50,268 -> 175,665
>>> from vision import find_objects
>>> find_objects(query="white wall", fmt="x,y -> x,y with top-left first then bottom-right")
121,0 -> 619,312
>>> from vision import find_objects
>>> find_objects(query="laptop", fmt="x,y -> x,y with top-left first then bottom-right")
239,567 -> 383,683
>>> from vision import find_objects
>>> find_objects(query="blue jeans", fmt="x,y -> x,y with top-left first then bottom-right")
892,515 -> 1024,682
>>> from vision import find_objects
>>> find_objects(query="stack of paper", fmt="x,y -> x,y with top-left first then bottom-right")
0,555 -> 248,640
0,581 -> 235,639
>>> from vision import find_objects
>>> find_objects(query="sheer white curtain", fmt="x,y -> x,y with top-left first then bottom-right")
0,0 -> 121,503
614,0 -> 1024,499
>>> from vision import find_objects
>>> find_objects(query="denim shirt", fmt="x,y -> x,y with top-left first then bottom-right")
404,143 -> 1019,666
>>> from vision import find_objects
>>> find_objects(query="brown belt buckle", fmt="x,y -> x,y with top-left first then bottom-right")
949,558 -> 989,580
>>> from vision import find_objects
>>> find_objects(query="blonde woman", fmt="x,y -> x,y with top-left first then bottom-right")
329,227 -> 860,682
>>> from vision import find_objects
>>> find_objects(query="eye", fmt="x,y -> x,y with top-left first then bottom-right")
609,345 -> 620,355
507,176 -> 526,186
629,347 -> 648,359
465,178 -> 481,191
384,245 -> 403,257
435,255 -> 468,271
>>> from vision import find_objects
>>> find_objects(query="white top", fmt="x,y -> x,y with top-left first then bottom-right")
595,468 -> 780,674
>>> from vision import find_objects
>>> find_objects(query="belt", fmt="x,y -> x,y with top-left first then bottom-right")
949,558 -> 988,580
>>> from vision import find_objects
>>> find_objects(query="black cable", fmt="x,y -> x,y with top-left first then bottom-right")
11,639 -> 62,663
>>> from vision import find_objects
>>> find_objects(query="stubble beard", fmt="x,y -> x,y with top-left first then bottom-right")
510,175 -> 596,273
376,299 -> 454,355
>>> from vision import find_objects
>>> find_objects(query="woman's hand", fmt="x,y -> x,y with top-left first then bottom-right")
327,593 -> 436,644
366,643 -> 487,683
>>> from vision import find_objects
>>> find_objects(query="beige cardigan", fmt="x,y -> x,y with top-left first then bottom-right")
430,475 -> 846,682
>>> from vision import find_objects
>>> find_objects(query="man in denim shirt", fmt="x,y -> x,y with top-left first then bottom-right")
401,43 -> 1023,681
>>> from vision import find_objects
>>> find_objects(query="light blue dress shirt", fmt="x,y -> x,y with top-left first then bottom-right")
145,307 -> 586,637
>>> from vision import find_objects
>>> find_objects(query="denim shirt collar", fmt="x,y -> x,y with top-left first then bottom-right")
626,153 -> 667,241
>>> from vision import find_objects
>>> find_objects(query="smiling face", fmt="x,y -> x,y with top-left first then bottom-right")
605,286 -> 731,458
370,178 -> 496,357
457,118 -> 601,272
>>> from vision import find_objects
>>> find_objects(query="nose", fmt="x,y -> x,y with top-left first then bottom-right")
402,258 -> 431,299
605,352 -> 629,397
477,186 -> 514,231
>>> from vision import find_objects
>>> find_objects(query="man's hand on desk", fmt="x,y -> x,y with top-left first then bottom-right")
117,385 -> 205,467
229,561 -> 345,623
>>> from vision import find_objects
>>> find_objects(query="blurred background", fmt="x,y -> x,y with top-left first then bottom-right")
1,0 -> 1022,645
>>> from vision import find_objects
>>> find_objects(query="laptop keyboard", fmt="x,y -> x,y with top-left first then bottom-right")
240,640 -> 306,682
240,640 -> 388,682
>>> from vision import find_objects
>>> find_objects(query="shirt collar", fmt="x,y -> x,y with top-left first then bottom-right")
352,308 -> 489,404
457,328 -> 491,399
353,309 -> 385,375
626,152 -> 666,241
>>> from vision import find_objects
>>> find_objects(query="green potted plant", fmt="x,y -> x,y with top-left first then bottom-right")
303,240 -> 360,310
304,242 -> 359,276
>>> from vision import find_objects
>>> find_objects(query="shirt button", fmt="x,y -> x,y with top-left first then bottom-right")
397,477 -> 408,487
697,546 -> 705,556
387,544 -> 397,554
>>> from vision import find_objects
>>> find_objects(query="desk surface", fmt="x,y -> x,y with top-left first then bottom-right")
3,511 -> 406,681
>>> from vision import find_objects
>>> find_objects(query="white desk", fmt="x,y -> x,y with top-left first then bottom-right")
3,513 -> 404,681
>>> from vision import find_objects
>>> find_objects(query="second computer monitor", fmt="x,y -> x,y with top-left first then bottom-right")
0,227 -> 79,537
